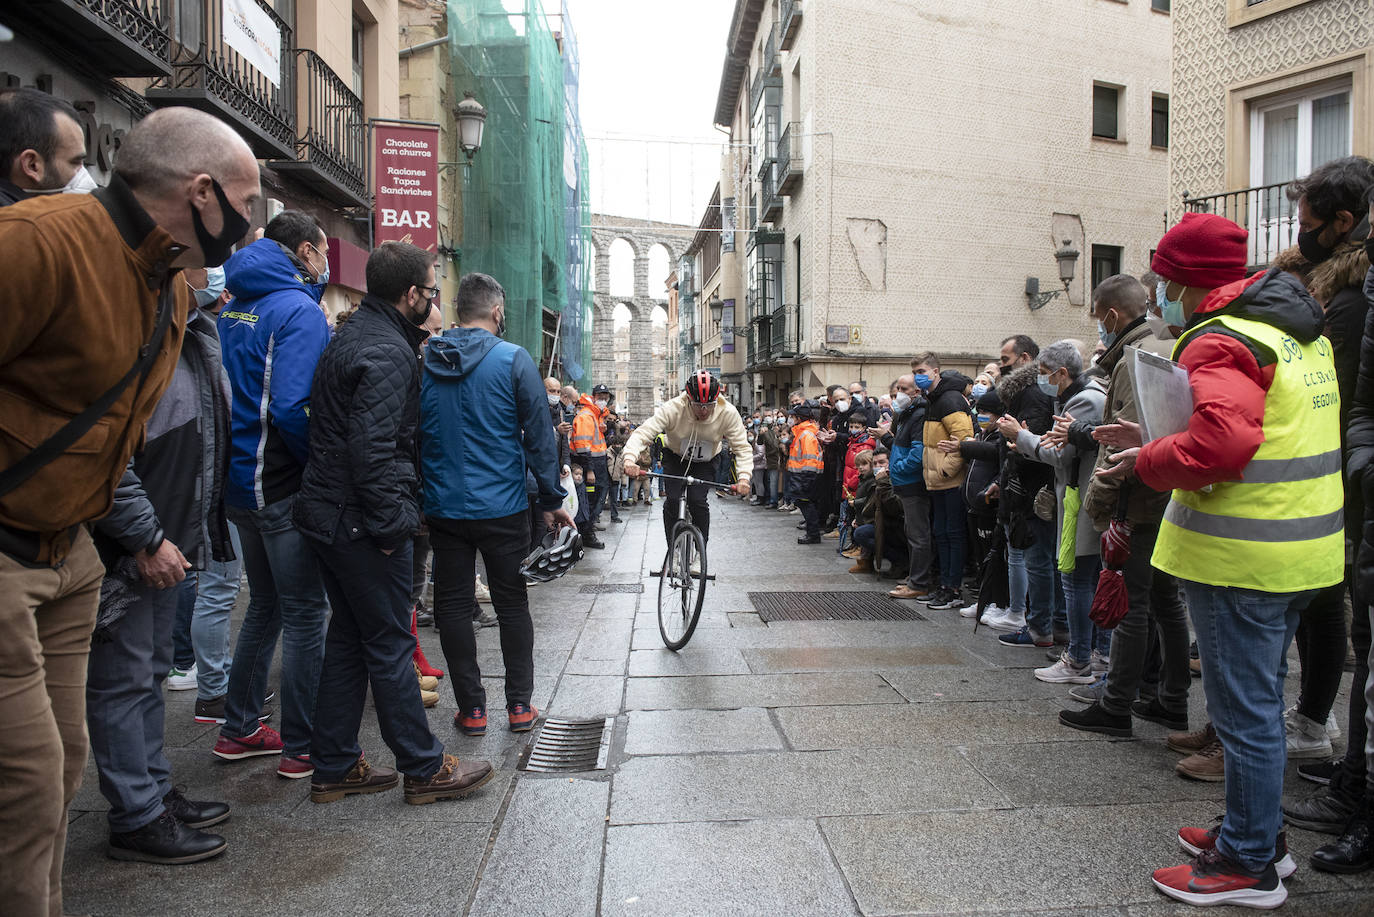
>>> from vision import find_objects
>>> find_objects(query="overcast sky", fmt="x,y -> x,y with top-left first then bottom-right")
564,0 -> 736,227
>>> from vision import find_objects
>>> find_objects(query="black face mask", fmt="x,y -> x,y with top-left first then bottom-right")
1365,235 -> 1374,267
190,178 -> 250,268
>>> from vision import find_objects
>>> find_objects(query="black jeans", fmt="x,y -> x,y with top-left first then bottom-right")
1293,578 -> 1349,724
308,537 -> 445,782
1101,522 -> 1191,718
429,512 -> 534,711
661,449 -> 713,544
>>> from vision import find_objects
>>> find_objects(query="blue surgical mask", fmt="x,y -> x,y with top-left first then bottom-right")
1157,280 -> 1186,329
970,383 -> 989,401
913,373 -> 932,391
1037,373 -> 1058,397
1097,319 -> 1117,349
192,266 -> 226,308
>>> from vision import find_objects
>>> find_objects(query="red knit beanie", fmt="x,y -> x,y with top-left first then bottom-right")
1151,212 -> 1249,289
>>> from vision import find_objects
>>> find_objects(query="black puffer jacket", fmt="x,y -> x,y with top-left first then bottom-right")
293,295 -> 429,551
993,363 -> 1055,519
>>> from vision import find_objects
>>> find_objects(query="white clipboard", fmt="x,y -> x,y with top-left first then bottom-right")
1129,346 -> 1193,443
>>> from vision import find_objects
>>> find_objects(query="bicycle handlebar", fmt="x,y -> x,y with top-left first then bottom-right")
641,471 -> 710,486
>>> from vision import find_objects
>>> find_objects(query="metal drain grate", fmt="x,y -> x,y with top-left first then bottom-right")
579,583 -> 645,594
748,591 -> 929,622
520,717 -> 613,773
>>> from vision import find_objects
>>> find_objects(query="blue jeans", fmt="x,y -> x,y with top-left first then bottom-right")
854,523 -> 905,567
1185,580 -> 1313,873
1008,515 -> 1057,637
86,582 -> 179,831
223,495 -> 329,756
931,489 -> 967,590
1062,555 -> 1104,666
192,522 -> 242,701
308,537 -> 445,781
172,576 -> 196,671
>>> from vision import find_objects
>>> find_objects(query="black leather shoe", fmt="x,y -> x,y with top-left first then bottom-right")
1310,809 -> 1373,874
582,531 -> 605,549
1283,772 -> 1361,834
797,535 -> 821,544
1059,702 -> 1133,738
108,811 -> 227,864
162,786 -> 230,829
1131,697 -> 1188,731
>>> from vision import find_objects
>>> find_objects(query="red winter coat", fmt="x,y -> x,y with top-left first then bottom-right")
843,435 -> 876,497
1135,270 -> 1324,494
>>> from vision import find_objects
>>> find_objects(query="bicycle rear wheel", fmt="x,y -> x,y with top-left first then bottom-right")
657,524 -> 707,650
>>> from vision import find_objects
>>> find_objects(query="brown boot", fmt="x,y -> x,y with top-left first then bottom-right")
403,753 -> 495,805
414,662 -> 438,693
310,757 -> 399,804
848,555 -> 873,574
1176,738 -> 1225,782
1167,721 -> 1216,755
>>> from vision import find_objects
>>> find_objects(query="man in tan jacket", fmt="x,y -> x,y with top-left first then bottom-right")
0,107 -> 259,917
916,352 -> 975,610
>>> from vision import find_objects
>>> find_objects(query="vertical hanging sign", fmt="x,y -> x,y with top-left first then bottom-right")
722,299 -> 736,354
374,123 -> 440,253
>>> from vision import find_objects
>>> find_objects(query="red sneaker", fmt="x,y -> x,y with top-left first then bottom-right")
277,754 -> 315,779
1152,847 -> 1286,909
1178,817 -> 1296,878
455,707 -> 487,737
507,704 -> 539,733
213,724 -> 284,760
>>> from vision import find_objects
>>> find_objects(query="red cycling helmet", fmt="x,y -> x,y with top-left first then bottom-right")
685,369 -> 720,404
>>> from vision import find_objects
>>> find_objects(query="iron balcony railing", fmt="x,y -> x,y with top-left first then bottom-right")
760,166 -> 783,223
764,23 -> 780,76
147,0 -> 296,159
769,304 -> 799,360
777,121 -> 802,194
270,49 -> 367,206
1181,181 -> 1296,272
1,0 -> 172,76
780,0 -> 803,50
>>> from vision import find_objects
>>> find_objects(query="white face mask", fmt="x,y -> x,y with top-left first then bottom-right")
834,399 -> 851,414
1145,309 -> 1176,341
892,391 -> 912,412
595,399 -> 608,409
30,165 -> 99,195
547,393 -> 560,405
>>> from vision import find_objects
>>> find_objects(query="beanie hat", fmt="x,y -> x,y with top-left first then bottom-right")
1151,212 -> 1249,289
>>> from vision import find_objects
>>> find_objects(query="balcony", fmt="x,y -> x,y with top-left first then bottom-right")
760,166 -> 783,223
268,50 -> 367,208
769,304 -> 800,360
780,0 -> 803,50
1182,181 -> 1295,272
777,121 -> 802,194
2,0 -> 172,77
764,24 -> 780,76
146,0 -> 296,159
750,67 -> 782,115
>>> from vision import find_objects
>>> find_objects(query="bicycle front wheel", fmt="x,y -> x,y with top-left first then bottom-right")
657,524 -> 707,650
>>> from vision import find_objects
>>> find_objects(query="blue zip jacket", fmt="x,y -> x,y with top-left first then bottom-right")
420,327 -> 566,520
888,399 -> 927,495
219,239 -> 330,510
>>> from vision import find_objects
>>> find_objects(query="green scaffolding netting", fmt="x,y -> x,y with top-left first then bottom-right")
448,0 -> 591,381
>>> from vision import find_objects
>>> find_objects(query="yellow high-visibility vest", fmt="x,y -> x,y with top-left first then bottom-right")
1152,315 -> 1344,593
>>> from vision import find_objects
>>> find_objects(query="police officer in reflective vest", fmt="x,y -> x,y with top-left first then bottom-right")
1098,213 -> 1344,909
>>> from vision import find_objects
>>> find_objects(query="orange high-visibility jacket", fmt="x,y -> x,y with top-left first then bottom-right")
571,394 -> 607,457
787,420 -> 823,473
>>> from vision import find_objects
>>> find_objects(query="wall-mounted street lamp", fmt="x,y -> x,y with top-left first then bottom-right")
1025,239 -> 1081,310
455,91 -> 487,161
709,295 -> 750,337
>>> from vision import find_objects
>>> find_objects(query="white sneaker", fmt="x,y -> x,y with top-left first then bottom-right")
1284,709 -> 1334,759
958,602 -> 979,619
475,575 -> 492,604
166,664 -> 197,691
1034,653 -> 1097,684
980,606 -> 1024,632
1090,649 -> 1110,677
1287,703 -> 1342,741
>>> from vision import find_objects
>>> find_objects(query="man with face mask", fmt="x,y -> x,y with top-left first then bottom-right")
291,243 -> 495,806
0,88 -> 91,205
571,383 -> 613,547
886,373 -> 935,599
1099,212 -> 1343,907
0,105 -> 259,917
213,209 -> 332,777
420,272 -> 572,739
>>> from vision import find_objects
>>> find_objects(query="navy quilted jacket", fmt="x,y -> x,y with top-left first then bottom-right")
292,295 -> 429,550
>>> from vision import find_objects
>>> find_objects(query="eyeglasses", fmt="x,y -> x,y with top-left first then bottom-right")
416,284 -> 440,299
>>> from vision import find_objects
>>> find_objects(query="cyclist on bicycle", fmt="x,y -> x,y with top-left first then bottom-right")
623,369 -> 751,543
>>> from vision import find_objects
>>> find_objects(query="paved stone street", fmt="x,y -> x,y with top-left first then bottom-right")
66,498 -> 1374,916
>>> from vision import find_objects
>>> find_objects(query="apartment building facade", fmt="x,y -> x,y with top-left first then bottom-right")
710,0 -> 1172,408
1172,0 -> 1371,270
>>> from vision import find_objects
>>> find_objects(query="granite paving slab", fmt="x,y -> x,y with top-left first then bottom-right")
776,699 -> 1114,750
622,708 -> 785,755
743,644 -> 975,673
601,819 -> 860,917
610,746 -> 1007,823
468,777 -> 609,917
549,674 -> 624,718
627,646 -> 753,676
624,672 -> 907,710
